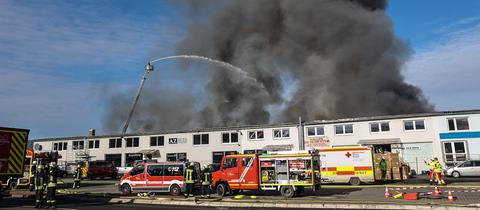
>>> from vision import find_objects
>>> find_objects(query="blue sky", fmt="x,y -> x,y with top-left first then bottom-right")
1,0 -> 479,139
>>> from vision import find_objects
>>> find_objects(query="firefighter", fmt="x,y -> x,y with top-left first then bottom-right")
201,164 -> 212,198
46,162 -> 58,209
29,160 -> 37,191
72,163 -> 82,189
184,162 -> 197,198
424,158 -> 436,185
433,157 -> 445,185
34,164 -> 47,209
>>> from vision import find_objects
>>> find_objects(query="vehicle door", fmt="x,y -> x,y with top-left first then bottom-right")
164,164 -> 184,190
473,161 -> 480,176
146,164 -> 163,191
239,156 -> 258,189
128,164 -> 146,189
222,157 -> 240,188
458,161 -> 473,176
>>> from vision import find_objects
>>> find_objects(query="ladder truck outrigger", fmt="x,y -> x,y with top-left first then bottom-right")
212,151 -> 321,198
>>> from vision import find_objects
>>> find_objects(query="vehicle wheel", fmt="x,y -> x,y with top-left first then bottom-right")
121,184 -> 132,195
169,184 -> 181,196
452,171 -> 461,178
9,181 -> 17,189
349,177 -> 361,186
216,183 -> 228,197
280,186 -> 295,198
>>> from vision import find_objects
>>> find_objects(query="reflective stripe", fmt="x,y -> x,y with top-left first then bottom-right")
202,172 -> 211,185
185,169 -> 194,184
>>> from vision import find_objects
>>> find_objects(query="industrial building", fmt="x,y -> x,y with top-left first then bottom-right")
31,110 -> 480,174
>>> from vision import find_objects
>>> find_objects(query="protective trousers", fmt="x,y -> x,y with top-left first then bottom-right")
201,185 -> 211,197
73,179 -> 80,189
185,183 -> 194,197
35,189 -> 44,208
47,186 -> 56,208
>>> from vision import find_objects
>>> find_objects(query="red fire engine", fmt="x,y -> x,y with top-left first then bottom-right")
212,152 -> 321,198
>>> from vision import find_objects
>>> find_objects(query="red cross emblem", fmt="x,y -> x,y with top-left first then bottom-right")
345,152 -> 352,158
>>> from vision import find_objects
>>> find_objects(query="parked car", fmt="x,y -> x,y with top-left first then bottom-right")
446,160 -> 480,178
86,161 -> 118,180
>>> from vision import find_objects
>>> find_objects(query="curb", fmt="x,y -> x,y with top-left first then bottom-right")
109,197 -> 480,210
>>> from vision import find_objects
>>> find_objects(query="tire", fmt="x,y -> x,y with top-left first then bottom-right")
280,186 -> 295,198
121,184 -> 132,195
169,184 -> 181,196
452,171 -> 461,178
9,181 -> 17,189
349,177 -> 361,186
216,183 -> 228,197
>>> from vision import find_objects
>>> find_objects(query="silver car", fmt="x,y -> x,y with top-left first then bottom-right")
446,160 -> 480,178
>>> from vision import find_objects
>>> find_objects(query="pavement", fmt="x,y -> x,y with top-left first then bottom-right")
5,175 -> 480,209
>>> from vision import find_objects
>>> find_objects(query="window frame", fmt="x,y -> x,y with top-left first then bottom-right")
125,137 -> 140,148
88,140 -> 100,149
447,117 -> 470,131
72,140 -> 85,150
306,126 -> 325,137
193,134 -> 209,145
403,119 -> 426,131
221,132 -> 239,144
334,124 -> 354,135
272,128 -> 290,139
370,122 -> 390,133
150,136 -> 165,147
109,138 -> 122,148
247,130 -> 265,141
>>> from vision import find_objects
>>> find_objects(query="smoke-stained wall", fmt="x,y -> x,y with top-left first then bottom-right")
104,0 -> 433,133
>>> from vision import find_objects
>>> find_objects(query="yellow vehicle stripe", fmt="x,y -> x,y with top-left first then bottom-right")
336,166 -> 354,171
7,131 -> 27,174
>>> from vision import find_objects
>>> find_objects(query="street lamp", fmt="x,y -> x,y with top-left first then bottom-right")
120,62 -> 154,138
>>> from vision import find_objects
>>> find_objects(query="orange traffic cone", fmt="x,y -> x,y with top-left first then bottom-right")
447,191 -> 456,202
433,186 -> 441,196
384,186 -> 392,198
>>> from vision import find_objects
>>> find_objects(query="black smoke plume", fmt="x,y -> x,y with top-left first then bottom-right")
104,0 -> 433,133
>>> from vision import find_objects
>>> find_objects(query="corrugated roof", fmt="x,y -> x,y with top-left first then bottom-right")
31,109 -> 480,142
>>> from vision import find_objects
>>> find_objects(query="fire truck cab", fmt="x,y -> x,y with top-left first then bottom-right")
212,152 -> 321,198
119,161 -> 200,196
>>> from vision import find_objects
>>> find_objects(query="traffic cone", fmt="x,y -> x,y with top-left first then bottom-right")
447,191 -> 456,202
433,186 -> 441,196
384,186 -> 392,198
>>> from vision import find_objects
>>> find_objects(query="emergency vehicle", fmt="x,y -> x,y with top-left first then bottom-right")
317,146 -> 375,185
212,152 -> 321,198
0,127 -> 29,198
6,150 -> 34,189
119,162 -> 200,196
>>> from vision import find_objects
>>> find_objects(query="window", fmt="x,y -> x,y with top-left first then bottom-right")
109,138 -> 122,148
125,137 -> 139,147
307,126 -> 324,136
53,142 -> 67,151
105,154 -> 122,167
273,128 -> 290,139
163,164 -> 184,176
88,140 -> 100,149
443,141 -> 467,164
448,118 -> 469,131
242,157 -> 253,166
335,124 -> 353,135
125,153 -> 143,167
223,157 -> 237,169
404,120 -> 425,131
222,132 -> 239,144
212,151 -> 239,164
248,130 -> 264,140
130,164 -> 144,176
370,122 -> 390,133
244,149 -> 267,155
166,153 -> 187,162
72,141 -> 84,150
150,136 -> 164,146
147,165 -> 163,176
193,134 -> 209,145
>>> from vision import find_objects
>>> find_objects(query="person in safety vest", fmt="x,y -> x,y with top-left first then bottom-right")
72,163 -> 82,189
34,164 -> 47,209
184,162 -> 197,198
201,164 -> 212,198
29,160 -> 37,192
424,158 -> 436,185
379,157 -> 387,182
46,162 -> 58,209
433,157 -> 445,185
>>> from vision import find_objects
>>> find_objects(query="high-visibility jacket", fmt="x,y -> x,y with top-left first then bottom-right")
434,161 -> 443,173
47,167 -> 58,188
34,171 -> 47,191
74,168 -> 82,181
202,172 -> 211,185
428,161 -> 436,171
29,164 -> 36,178
185,169 -> 195,184
379,159 -> 387,171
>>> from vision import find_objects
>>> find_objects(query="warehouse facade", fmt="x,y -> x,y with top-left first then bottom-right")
32,110 -> 480,174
